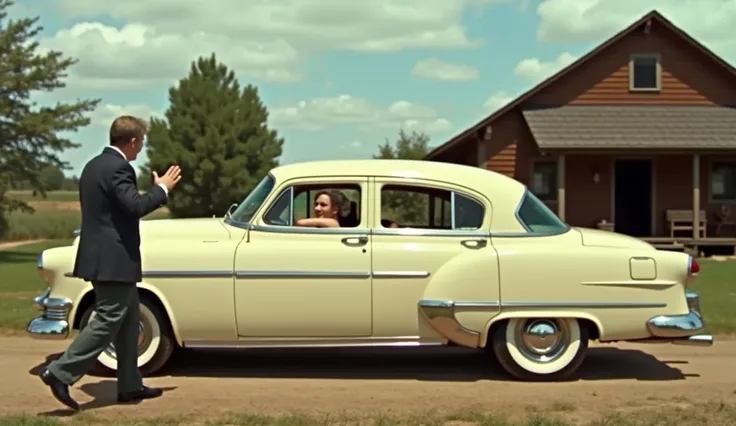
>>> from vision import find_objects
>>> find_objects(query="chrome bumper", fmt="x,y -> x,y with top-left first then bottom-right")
27,288 -> 72,340
645,291 -> 713,347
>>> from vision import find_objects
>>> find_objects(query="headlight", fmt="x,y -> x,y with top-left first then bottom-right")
37,252 -> 53,282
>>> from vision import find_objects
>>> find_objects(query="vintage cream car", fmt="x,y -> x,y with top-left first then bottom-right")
28,159 -> 712,381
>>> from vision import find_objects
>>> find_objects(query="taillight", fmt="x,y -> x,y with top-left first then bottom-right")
686,256 -> 699,286
688,256 -> 700,276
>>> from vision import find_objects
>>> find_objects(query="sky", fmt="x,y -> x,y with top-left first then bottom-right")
11,0 -> 736,177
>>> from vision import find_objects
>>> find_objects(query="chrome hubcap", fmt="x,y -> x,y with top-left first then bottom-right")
105,318 -> 153,359
516,319 -> 569,363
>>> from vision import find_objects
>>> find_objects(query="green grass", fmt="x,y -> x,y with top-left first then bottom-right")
0,403 -> 735,426
6,190 -> 80,202
2,209 -> 170,242
0,240 -> 73,333
691,259 -> 736,334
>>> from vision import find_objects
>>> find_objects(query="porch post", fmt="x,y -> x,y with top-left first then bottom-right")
692,154 -> 700,240
476,138 -> 487,169
557,154 -> 566,220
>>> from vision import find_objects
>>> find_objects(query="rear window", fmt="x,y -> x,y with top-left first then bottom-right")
516,190 -> 569,234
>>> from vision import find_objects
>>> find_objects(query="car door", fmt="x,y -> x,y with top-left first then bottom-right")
233,176 -> 373,338
369,177 -> 500,340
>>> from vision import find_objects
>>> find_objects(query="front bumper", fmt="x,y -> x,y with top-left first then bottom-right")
645,291 -> 713,347
27,288 -> 72,340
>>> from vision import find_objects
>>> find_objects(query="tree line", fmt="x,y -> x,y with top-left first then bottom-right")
0,0 -> 431,237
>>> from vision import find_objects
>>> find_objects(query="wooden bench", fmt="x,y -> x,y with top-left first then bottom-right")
666,209 -> 707,238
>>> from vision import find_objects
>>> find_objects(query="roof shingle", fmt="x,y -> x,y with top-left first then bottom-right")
522,105 -> 736,149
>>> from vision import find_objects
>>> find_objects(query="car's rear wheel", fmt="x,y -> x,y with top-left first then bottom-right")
79,295 -> 175,376
490,317 -> 589,381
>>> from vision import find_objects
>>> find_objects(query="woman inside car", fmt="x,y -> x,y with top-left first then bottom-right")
295,189 -> 349,228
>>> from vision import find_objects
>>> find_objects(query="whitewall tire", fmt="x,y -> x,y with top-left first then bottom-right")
490,317 -> 589,381
79,296 -> 175,376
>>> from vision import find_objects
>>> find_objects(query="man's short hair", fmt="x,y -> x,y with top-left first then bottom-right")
109,115 -> 149,146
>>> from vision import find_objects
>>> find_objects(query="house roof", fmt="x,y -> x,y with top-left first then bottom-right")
522,105 -> 736,150
425,10 -> 736,159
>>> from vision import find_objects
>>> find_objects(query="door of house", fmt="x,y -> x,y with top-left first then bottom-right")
614,159 -> 653,237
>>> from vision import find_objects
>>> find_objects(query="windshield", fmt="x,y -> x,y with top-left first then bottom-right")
227,174 -> 276,225
516,190 -> 569,234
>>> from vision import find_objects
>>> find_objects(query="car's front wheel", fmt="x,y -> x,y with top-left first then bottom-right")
490,317 -> 589,381
79,295 -> 175,377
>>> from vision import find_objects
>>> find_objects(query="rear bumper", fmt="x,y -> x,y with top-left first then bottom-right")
645,291 -> 713,347
26,288 -> 72,340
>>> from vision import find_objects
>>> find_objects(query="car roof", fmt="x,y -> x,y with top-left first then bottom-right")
269,159 -> 525,191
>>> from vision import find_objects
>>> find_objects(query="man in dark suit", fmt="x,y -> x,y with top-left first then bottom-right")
39,115 -> 182,411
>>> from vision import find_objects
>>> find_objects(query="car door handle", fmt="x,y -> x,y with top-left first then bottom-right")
341,236 -> 368,247
461,239 -> 487,249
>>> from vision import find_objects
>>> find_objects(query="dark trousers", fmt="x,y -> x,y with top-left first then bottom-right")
47,281 -> 142,393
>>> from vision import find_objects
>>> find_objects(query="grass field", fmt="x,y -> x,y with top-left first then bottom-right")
0,402 -> 735,426
3,190 -> 169,242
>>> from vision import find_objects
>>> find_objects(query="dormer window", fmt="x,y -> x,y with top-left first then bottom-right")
629,54 -> 661,91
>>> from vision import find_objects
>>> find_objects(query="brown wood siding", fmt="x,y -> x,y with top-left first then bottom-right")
570,64 -> 712,105
530,20 -> 736,106
486,143 -> 516,176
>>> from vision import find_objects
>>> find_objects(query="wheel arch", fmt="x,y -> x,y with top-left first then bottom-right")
71,283 -> 182,347
481,312 -> 602,348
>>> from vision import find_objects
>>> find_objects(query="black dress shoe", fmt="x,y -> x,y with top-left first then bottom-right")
39,368 -> 79,411
117,385 -> 163,403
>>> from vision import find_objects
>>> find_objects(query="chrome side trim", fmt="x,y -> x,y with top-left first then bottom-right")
142,270 -> 234,278
65,270 -> 429,279
236,270 -> 370,279
417,300 -> 484,348
372,271 -> 430,279
182,336 -> 447,349
502,301 -> 667,309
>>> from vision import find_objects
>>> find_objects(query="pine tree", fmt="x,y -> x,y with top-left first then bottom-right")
143,54 -> 284,218
0,0 -> 99,237
373,129 -> 432,224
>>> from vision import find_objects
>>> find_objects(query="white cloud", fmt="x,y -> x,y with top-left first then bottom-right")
89,103 -> 164,127
339,140 -> 362,150
39,22 -> 302,94
411,58 -> 480,81
483,91 -> 515,114
270,95 -> 453,136
514,52 -> 577,82
535,0 -> 736,62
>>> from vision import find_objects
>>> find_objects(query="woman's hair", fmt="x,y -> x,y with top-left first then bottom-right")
314,189 -> 350,218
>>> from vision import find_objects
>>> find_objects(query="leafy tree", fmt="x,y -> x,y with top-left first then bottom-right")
142,54 -> 284,218
373,129 -> 432,225
39,164 -> 65,190
0,0 -> 99,237
373,128 -> 431,160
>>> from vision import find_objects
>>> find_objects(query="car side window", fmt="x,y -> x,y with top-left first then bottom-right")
379,184 -> 484,230
263,183 -> 363,228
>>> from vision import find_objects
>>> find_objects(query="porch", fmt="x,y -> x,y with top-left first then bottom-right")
517,105 -> 736,253
529,153 -> 736,252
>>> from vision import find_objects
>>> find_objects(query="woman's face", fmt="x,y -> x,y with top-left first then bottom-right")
314,193 -> 335,218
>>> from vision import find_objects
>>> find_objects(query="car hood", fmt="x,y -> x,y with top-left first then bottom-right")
573,227 -> 655,250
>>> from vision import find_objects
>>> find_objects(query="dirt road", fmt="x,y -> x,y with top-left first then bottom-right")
3,336 -> 735,422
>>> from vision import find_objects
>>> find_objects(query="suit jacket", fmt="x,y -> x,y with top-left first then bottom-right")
72,147 -> 168,284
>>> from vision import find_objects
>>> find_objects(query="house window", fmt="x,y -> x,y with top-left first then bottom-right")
629,55 -> 660,91
709,162 -> 736,202
530,161 -> 557,201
